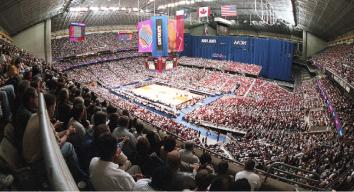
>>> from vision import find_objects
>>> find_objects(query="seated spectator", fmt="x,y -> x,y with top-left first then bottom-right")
134,136 -> 163,177
108,113 -> 119,133
89,133 -> 136,191
230,178 -> 252,191
112,115 -> 137,160
160,135 -> 177,161
14,87 -> 38,152
22,93 -> 86,182
56,88 -> 72,130
133,166 -> 174,191
235,159 -> 261,191
180,140 -> 200,165
209,174 -> 232,191
199,152 -> 215,174
195,168 -> 213,191
67,103 -> 86,149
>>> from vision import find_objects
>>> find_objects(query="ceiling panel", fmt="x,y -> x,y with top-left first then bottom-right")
0,0 -> 353,40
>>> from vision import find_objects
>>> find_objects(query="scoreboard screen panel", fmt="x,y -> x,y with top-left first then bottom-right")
69,23 -> 86,42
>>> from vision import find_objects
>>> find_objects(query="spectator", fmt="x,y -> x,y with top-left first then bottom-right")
209,174 -> 232,191
14,87 -> 38,151
89,133 -> 136,191
230,178 -> 252,191
22,93 -> 85,182
67,103 -> 86,149
195,168 -> 213,191
112,115 -> 137,160
133,166 -> 174,191
235,159 -> 261,191
180,140 -> 199,165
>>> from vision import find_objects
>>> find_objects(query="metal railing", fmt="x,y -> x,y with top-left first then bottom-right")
268,162 -> 325,190
38,93 -> 78,191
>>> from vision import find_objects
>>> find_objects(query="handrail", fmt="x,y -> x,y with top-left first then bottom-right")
38,93 -> 79,191
268,162 -> 324,189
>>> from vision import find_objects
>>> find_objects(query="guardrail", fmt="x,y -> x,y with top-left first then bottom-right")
38,93 -> 78,191
268,162 -> 322,188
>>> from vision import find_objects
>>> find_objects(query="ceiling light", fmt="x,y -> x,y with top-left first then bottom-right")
89,7 -> 99,11
121,7 -> 126,10
69,7 -> 88,12
100,7 -> 108,11
109,7 -> 119,11
132,7 -> 139,11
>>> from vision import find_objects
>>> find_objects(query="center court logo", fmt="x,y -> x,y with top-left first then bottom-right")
139,24 -> 153,48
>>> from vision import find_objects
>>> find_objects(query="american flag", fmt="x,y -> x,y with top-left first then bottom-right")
221,5 -> 237,17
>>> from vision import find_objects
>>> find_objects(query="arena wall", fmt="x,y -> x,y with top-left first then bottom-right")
303,30 -> 328,58
12,19 -> 52,63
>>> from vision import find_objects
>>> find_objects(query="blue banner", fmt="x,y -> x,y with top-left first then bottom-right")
182,35 -> 294,81
152,16 -> 168,57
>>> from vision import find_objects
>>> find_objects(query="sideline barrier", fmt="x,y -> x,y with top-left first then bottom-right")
38,93 -> 78,191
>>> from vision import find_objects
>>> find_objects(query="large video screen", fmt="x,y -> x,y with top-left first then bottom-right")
69,23 -> 85,42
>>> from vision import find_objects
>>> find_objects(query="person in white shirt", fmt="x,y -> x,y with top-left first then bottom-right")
235,159 -> 261,191
89,133 -> 136,191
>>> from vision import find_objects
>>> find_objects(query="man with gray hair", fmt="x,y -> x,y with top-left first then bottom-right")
179,140 -> 200,165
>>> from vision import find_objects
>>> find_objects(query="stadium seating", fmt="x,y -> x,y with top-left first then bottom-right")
1,36 -> 353,191
310,43 -> 354,86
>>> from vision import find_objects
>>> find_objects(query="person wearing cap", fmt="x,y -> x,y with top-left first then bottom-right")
235,159 -> 261,191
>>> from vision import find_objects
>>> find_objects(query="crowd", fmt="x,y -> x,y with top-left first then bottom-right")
52,32 -> 137,58
66,58 -> 148,88
1,34 -> 353,190
63,58 -> 255,95
1,38 -> 261,191
317,77 -> 354,131
310,43 -> 354,86
185,77 -> 339,132
179,57 -> 262,76
225,128 -> 353,187
53,50 -> 142,71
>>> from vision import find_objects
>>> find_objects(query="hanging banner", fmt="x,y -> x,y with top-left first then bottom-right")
168,19 -> 177,52
152,16 -> 168,57
69,23 -> 85,42
176,16 -> 185,52
138,20 -> 153,53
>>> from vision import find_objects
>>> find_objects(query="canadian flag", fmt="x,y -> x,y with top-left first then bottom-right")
198,7 -> 210,17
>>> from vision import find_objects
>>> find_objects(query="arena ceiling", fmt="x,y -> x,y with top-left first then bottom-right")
0,0 -> 353,40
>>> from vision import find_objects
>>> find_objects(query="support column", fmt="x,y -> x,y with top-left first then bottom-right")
44,19 -> 52,65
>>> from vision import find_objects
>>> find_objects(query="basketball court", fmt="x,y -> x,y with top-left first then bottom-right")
131,84 -> 202,107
